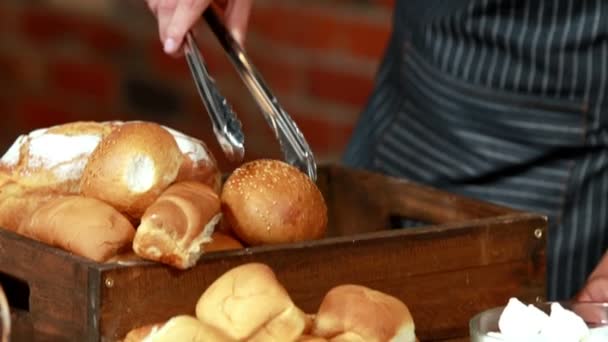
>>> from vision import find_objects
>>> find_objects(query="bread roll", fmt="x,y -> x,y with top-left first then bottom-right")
298,336 -> 328,342
133,181 -> 222,269
0,181 -> 64,232
18,196 -> 135,262
221,159 -> 328,246
80,122 -> 183,218
123,315 -> 232,342
312,285 -> 416,342
196,263 -> 309,341
204,232 -> 243,253
0,120 -> 221,207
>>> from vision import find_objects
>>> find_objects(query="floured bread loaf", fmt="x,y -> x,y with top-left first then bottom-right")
0,120 -> 222,224
0,122 -> 116,194
0,121 -> 221,197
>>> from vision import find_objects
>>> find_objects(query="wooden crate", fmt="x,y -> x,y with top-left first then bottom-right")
0,165 -> 547,342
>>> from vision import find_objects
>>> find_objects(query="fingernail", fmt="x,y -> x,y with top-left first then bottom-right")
164,38 -> 177,53
231,30 -> 243,46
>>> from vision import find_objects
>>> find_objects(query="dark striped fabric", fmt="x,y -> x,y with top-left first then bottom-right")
344,0 -> 608,301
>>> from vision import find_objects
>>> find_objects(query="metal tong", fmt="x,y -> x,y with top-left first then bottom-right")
184,6 -> 317,181
184,32 -> 245,163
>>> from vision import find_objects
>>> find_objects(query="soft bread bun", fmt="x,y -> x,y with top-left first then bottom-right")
123,322 -> 163,342
0,122 -> 115,194
298,336 -> 328,342
204,232 -> 243,253
133,181 -> 221,269
123,315 -> 233,342
17,196 -> 135,262
80,122 -> 183,219
195,263 -> 309,341
0,181 -> 63,232
221,159 -> 328,246
312,285 -> 416,342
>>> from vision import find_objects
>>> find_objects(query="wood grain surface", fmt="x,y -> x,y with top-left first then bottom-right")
0,165 -> 548,341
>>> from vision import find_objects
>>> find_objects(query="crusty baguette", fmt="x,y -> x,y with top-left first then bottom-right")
0,180 -> 64,232
17,196 -> 135,262
0,122 -> 116,194
0,121 -> 221,202
133,181 -> 222,269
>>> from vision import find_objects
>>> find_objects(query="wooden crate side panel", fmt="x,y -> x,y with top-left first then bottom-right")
0,230 -> 94,342
99,214 -> 546,341
324,166 -> 520,236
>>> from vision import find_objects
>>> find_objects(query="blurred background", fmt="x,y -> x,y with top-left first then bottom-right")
0,0 -> 393,172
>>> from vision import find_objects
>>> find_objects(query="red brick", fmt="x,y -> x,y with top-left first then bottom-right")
0,54 -> 23,84
248,48 -> 302,95
196,33 -> 234,75
148,34 -> 231,81
15,97 -> 76,130
292,115 -> 354,155
250,4 -> 337,51
0,4 -> 7,31
20,7 -> 128,51
77,20 -> 129,52
374,0 -> 396,10
20,8 -> 75,43
0,52 -> 44,86
307,67 -> 374,107
250,3 -> 391,59
48,60 -> 118,103
149,39 -> 191,79
342,19 -> 392,60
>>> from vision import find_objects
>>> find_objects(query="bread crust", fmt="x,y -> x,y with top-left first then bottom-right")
17,196 -> 135,262
312,285 -> 416,342
80,122 -> 183,219
123,315 -> 232,342
0,120 -> 222,221
0,122 -> 114,194
204,232 -> 243,253
221,159 -> 328,246
195,263 -> 309,341
133,181 -> 221,269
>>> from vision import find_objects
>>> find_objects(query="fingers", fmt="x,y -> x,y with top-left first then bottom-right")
148,0 -> 252,56
165,0 -> 212,55
224,0 -> 254,46
146,0 -> 160,13
156,0 -> 177,44
576,275 -> 608,302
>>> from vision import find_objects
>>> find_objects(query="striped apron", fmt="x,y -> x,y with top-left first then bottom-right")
344,0 -> 608,301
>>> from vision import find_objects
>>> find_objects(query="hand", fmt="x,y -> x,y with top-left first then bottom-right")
576,250 -> 608,302
576,275 -> 608,302
146,0 -> 254,56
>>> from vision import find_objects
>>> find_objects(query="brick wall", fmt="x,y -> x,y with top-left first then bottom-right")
0,0 -> 394,171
